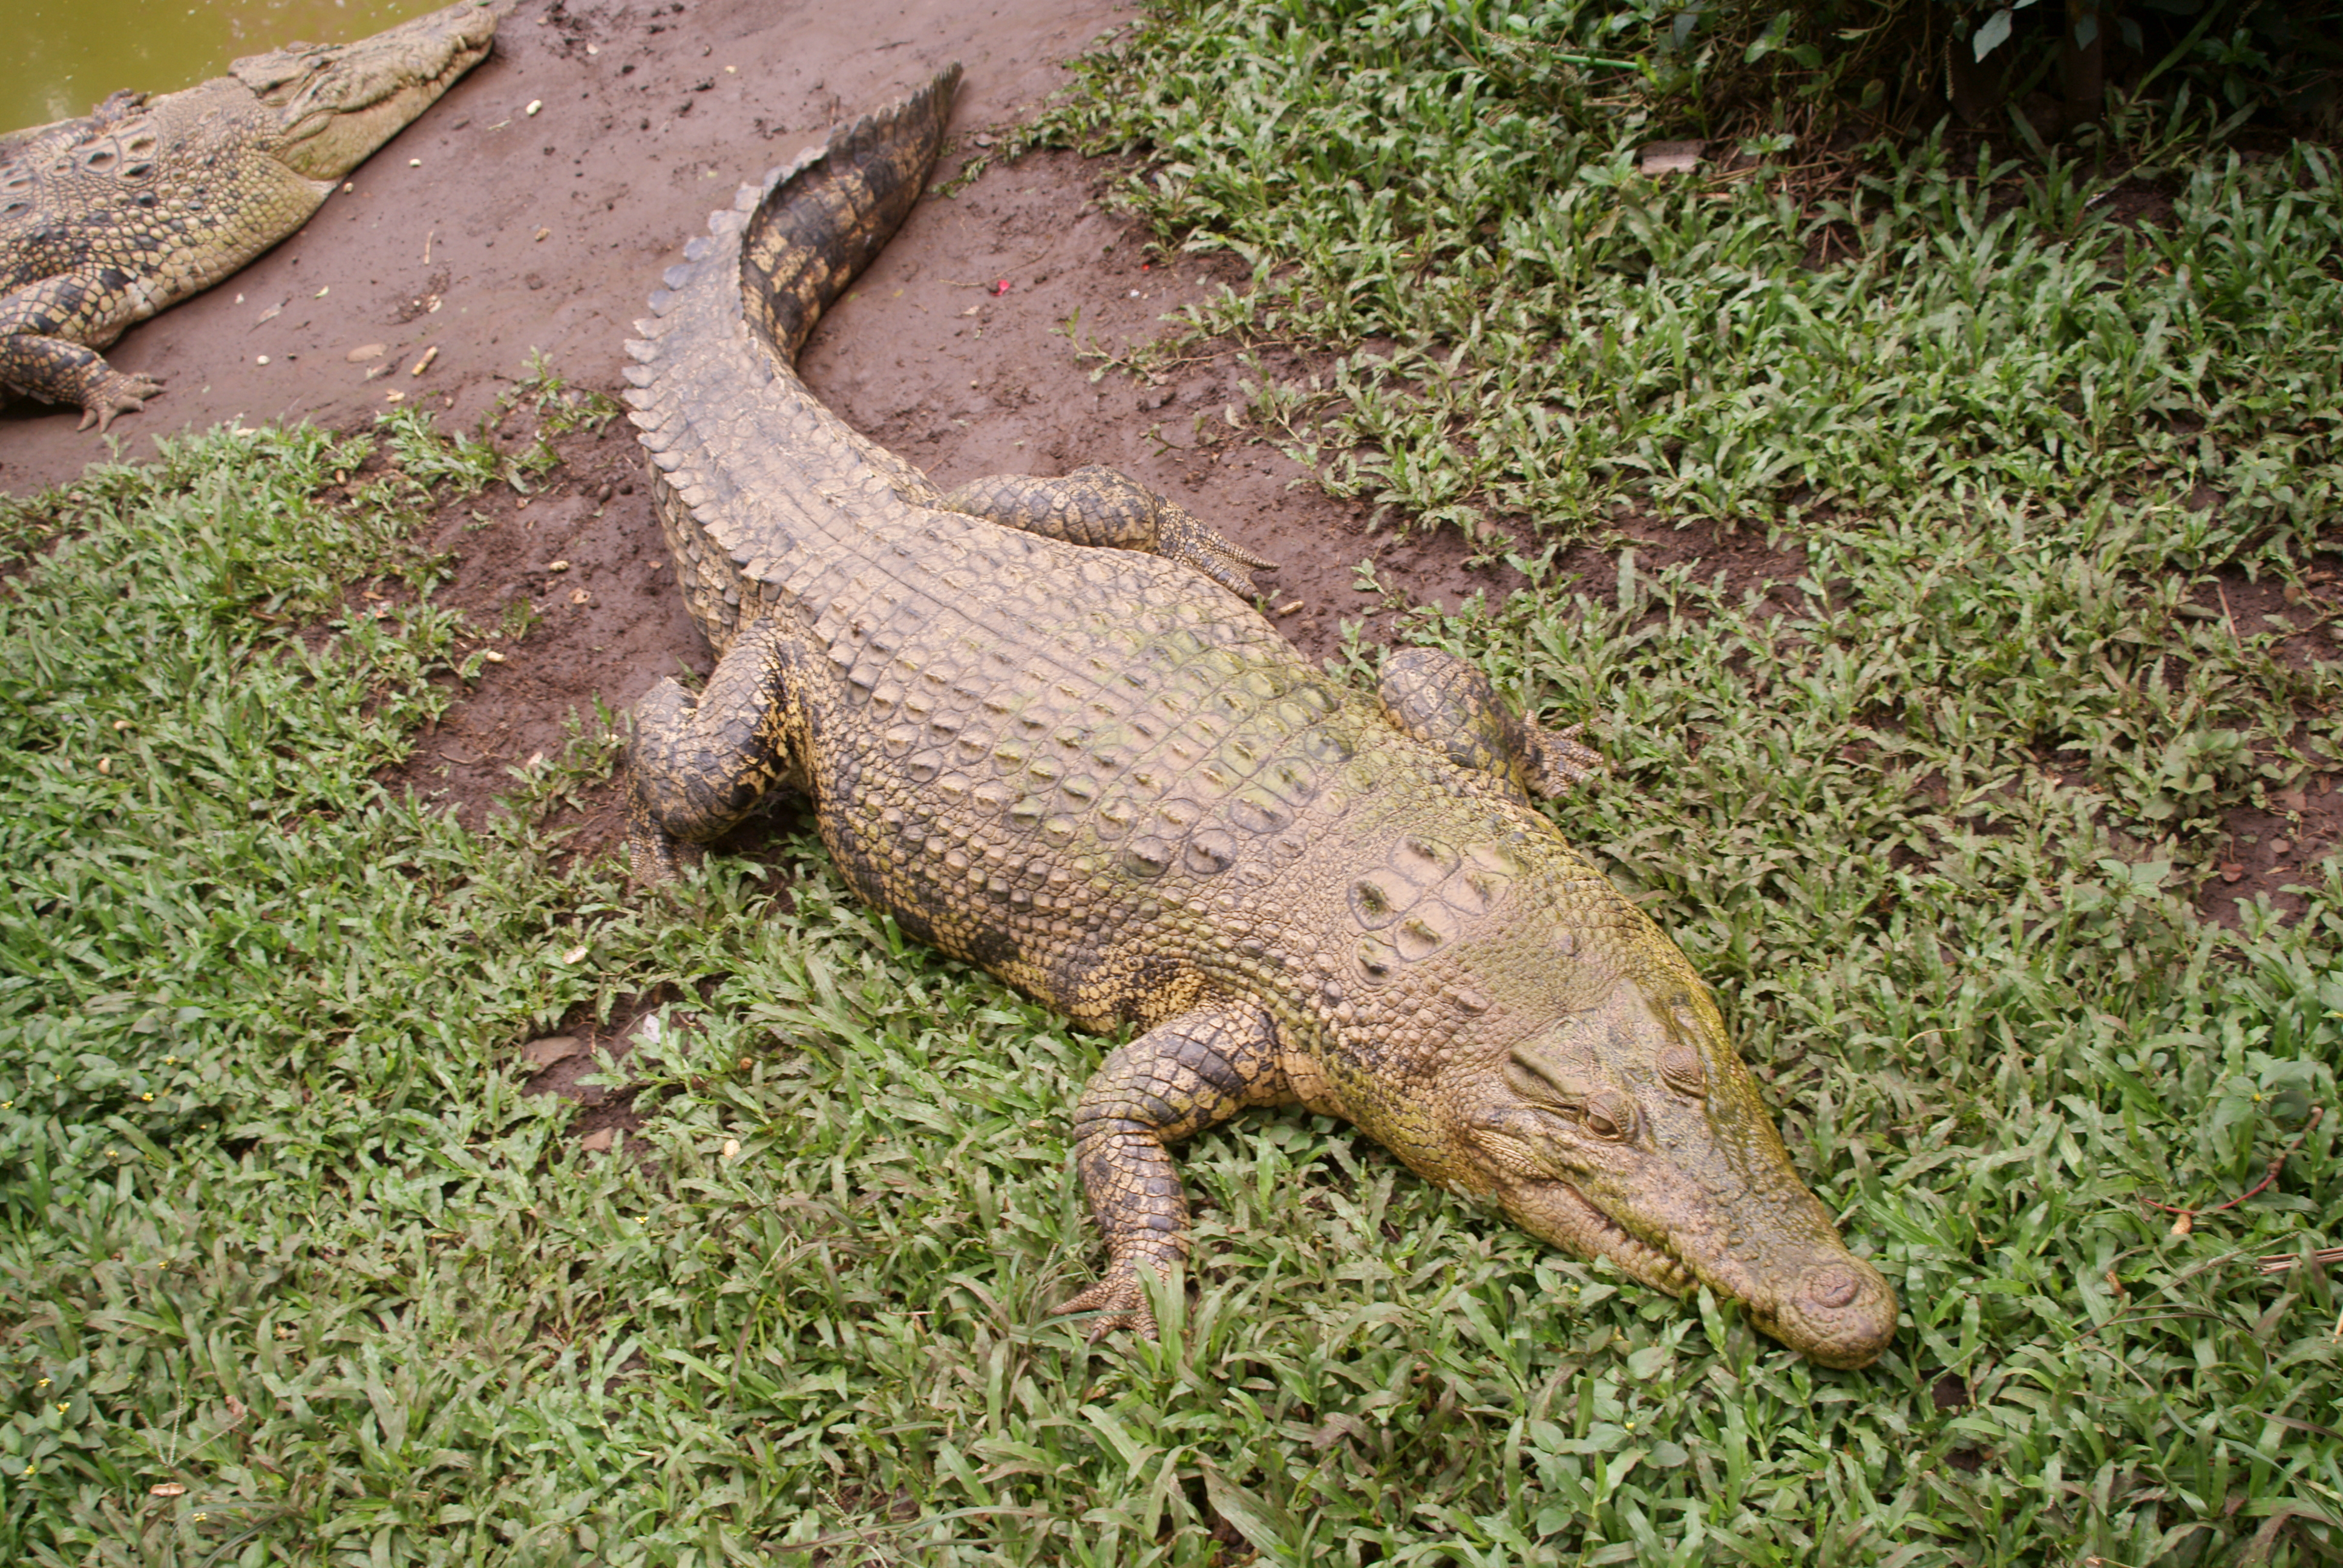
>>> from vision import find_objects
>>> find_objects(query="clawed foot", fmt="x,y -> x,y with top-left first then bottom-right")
1529,723 -> 1607,799
1158,506 -> 1276,596
76,370 -> 165,433
626,829 -> 706,889
1055,1270 -> 1159,1343
623,774 -> 708,890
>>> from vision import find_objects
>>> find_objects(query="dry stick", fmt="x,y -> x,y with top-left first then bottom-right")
2259,1246 -> 2343,1276
2143,1104 -> 2324,1226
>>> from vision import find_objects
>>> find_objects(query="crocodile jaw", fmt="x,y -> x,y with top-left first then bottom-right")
235,0 -> 498,180
1497,1172 -> 1898,1370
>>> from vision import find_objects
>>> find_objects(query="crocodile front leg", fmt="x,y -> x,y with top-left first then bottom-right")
1377,646 -> 1603,803
937,465 -> 1274,596
625,615 -> 817,883
0,313 -> 165,431
1060,995 -> 1293,1341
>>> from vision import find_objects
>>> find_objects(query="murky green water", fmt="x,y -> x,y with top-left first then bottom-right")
4,0 -> 453,136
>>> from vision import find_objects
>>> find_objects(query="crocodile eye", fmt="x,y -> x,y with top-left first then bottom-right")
1658,1043 -> 1706,1097
1584,1089 -> 1638,1143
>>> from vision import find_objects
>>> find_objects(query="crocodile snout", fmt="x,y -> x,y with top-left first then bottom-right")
1775,1258 -> 1898,1370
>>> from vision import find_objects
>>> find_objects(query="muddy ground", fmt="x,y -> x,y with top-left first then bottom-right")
2,0 -> 2330,941
2,0 -> 1552,818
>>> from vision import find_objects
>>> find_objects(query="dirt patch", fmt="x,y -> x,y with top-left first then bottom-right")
2206,778 -> 2343,929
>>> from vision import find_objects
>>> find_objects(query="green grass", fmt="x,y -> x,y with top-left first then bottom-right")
1040,0 -> 2339,555
1,1 -> 2341,1559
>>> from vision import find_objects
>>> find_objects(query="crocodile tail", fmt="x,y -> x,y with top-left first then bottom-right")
741,64 -> 962,364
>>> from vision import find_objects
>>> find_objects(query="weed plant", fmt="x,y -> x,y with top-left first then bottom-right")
0,12 -> 2339,1559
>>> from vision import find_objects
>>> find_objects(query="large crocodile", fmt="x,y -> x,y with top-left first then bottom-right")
621,68 -> 1901,1368
0,0 -> 497,431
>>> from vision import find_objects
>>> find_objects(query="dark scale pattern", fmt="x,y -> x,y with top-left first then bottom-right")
621,70 -> 1904,1369
0,0 -> 495,430
1378,647 -> 1604,803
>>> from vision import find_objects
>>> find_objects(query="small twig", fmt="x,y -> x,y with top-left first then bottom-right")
2144,1105 -> 2322,1218
2259,1246 -> 2343,1276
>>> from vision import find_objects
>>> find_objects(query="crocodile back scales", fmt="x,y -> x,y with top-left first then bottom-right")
620,70 -> 1644,1039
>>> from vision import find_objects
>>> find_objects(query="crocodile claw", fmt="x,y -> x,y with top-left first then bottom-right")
1056,1272 -> 1159,1342
76,370 -> 165,433
1158,506 -> 1276,597
1529,722 -> 1606,799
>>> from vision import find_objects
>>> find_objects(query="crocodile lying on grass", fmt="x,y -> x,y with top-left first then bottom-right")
621,67 -> 1901,1368
0,0 -> 496,431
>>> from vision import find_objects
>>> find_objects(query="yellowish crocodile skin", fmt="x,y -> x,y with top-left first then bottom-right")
0,0 -> 495,430
621,69 -> 1899,1369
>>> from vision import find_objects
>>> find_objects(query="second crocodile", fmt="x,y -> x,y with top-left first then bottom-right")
620,67 -> 1901,1368
0,0 -> 496,430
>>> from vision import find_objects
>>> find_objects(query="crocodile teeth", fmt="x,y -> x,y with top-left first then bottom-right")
1565,1183 -> 1696,1293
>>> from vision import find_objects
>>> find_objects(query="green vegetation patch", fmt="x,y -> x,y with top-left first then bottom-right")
1043,0 -> 2339,554
0,5 -> 2340,1560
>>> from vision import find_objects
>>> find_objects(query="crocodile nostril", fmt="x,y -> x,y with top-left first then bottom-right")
1802,1264 -> 1863,1311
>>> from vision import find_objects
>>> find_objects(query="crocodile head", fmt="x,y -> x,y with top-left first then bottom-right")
1463,974 -> 1897,1368
1332,831 -> 1898,1368
229,0 -> 497,180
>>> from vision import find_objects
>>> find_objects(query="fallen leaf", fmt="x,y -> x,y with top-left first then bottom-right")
1639,139 -> 1704,175
2220,863 -> 2245,883
346,343 -> 386,363
521,1036 -> 582,1067
578,1128 -> 615,1152
255,301 -> 284,325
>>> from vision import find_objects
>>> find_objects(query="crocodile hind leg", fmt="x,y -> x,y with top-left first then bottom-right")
1377,646 -> 1603,803
625,615 -> 817,883
1060,995 -> 1293,1341
937,465 -> 1274,596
